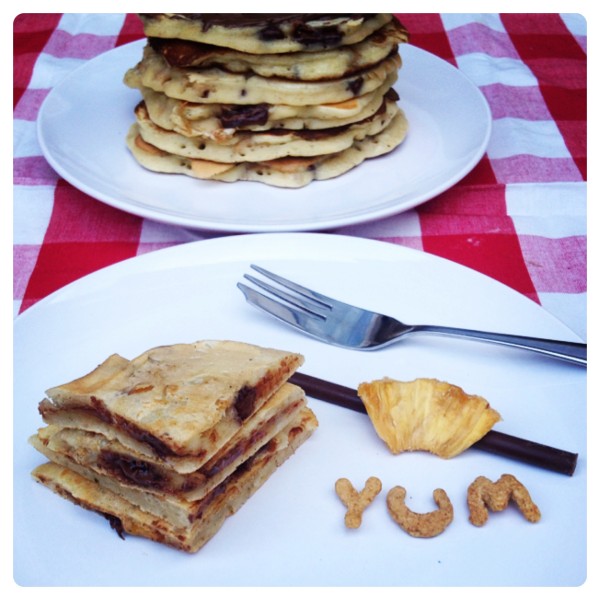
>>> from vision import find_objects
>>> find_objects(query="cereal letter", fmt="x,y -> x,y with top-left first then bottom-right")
386,486 -> 453,538
467,474 -> 541,526
335,476 -> 382,529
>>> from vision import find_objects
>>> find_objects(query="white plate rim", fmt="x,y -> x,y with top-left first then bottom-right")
13,233 -> 585,587
37,40 -> 492,233
15,233 -> 579,341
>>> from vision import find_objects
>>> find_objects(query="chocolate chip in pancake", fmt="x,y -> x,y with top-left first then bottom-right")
122,13 -> 410,187
30,340 -> 318,552
139,13 -> 394,54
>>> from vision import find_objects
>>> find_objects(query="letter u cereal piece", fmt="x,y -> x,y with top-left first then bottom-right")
386,486 -> 454,538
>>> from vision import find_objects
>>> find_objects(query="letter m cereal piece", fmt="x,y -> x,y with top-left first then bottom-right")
467,474 -> 541,526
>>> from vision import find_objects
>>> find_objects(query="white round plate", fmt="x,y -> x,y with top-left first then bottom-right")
14,234 -> 585,586
37,41 -> 491,232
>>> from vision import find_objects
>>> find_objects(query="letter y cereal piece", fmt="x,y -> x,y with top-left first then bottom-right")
335,476 -> 382,529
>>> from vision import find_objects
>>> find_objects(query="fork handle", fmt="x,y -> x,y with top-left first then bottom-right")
411,325 -> 586,366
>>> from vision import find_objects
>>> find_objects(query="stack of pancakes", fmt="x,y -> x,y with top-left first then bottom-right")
124,13 -> 409,187
29,340 -> 318,552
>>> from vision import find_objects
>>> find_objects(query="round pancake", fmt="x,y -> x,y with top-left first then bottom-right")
139,13 -> 394,54
129,74 -> 398,140
125,109 -> 409,188
134,97 -> 400,162
148,19 -> 408,80
125,44 -> 401,106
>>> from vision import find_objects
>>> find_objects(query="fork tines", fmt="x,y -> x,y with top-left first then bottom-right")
238,265 -> 330,320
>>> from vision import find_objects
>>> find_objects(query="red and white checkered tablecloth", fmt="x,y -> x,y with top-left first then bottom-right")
13,13 -> 587,339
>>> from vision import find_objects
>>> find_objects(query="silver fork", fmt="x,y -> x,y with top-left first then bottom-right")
237,265 -> 586,366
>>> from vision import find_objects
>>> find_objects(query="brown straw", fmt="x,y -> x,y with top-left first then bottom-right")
289,372 -> 578,476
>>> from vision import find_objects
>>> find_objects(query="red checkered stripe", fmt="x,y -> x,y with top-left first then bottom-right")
14,14 -> 146,314
386,14 -> 586,335
14,14 -> 587,338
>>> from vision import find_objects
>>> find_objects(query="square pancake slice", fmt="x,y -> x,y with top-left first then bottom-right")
32,407 -> 318,553
29,340 -> 318,552
39,340 -> 304,459
31,382 -> 307,501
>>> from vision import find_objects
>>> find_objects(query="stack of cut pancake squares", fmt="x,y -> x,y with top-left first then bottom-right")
124,13 -> 410,187
29,340 -> 318,553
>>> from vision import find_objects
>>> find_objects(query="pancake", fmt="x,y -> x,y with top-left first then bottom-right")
139,13 -> 394,54
124,44 -> 401,106
133,95 -> 400,163
125,108 -> 408,188
41,340 -> 304,458
30,340 -> 318,552
32,408 -> 318,553
147,19 -> 408,80
136,76 -> 398,139
32,383 -> 307,501
123,13 -> 410,188
38,401 -> 207,474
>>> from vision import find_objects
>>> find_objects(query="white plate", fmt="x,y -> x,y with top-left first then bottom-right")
13,234 -> 585,586
37,40 -> 491,232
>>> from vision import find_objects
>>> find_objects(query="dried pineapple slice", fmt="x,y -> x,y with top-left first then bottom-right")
357,378 -> 501,458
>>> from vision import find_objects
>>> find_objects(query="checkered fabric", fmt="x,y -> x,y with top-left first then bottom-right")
13,13 -> 587,339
